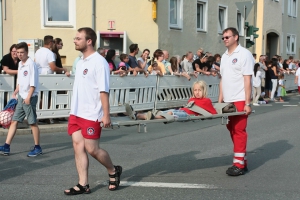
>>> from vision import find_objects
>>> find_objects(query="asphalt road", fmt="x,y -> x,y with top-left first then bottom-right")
0,94 -> 300,200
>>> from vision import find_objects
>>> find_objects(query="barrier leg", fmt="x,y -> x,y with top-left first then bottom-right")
222,116 -> 229,125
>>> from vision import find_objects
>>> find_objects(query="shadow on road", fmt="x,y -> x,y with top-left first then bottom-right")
121,140 -> 292,183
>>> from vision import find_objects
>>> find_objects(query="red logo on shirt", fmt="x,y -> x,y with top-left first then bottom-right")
232,58 -> 238,64
87,127 -> 95,135
83,69 -> 88,75
23,70 -> 28,76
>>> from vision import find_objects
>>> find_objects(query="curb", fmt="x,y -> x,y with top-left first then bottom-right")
0,123 -> 68,136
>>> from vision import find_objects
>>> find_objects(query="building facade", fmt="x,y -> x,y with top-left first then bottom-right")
255,0 -> 300,59
1,0 -> 298,67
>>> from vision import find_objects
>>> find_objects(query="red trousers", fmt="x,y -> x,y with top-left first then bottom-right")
226,101 -> 248,169
298,86 -> 300,94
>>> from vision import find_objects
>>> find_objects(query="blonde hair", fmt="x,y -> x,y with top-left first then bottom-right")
192,80 -> 208,98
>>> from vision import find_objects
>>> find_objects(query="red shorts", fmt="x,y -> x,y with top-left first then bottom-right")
68,115 -> 102,139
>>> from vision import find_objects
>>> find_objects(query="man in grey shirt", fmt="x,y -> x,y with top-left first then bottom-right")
181,51 -> 194,74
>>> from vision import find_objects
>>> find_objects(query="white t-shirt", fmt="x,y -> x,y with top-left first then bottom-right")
252,71 -> 262,87
70,52 -> 110,121
17,57 -> 39,99
288,63 -> 295,70
220,44 -> 254,102
296,68 -> 300,86
35,47 -> 56,74
278,79 -> 284,86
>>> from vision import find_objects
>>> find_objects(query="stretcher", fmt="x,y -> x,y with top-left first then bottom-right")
109,102 -> 253,133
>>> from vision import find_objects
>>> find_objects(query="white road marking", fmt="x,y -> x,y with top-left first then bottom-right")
258,104 -> 272,106
96,181 -> 217,189
275,102 -> 288,103
283,105 -> 298,106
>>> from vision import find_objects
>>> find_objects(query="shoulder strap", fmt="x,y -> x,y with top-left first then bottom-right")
185,101 -> 212,117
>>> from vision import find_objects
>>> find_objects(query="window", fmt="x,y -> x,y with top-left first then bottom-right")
288,0 -> 297,17
218,6 -> 227,33
41,0 -> 76,27
287,34 -> 296,54
196,1 -> 207,31
169,0 -> 183,29
236,11 -> 244,35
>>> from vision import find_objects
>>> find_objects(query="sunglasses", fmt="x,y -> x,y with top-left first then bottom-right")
221,35 -> 234,40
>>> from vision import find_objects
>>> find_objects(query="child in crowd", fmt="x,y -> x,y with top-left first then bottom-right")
125,80 -> 217,120
113,54 -> 130,76
149,62 -> 163,76
277,74 -> 286,102
252,63 -> 262,106
119,54 -> 130,69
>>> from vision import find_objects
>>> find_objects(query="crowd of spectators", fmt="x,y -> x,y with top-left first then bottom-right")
1,38 -> 300,109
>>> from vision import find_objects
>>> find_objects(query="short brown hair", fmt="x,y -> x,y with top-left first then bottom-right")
16,42 -> 28,52
222,27 -> 239,42
44,35 -> 54,45
78,27 -> 97,47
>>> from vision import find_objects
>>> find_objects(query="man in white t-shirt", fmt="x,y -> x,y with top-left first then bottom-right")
295,67 -> 300,94
219,27 -> 254,176
35,35 -> 70,76
64,28 -> 122,195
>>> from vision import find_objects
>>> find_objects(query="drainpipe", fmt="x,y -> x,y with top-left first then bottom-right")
92,0 -> 96,49
92,0 -> 96,31
253,0 -> 257,53
0,0 -> 3,57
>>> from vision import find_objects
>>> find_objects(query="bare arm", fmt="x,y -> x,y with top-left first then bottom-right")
12,85 -> 19,99
195,63 -> 210,75
218,79 -> 223,103
3,66 -> 18,75
100,92 -> 111,128
24,86 -> 35,105
244,75 -> 252,115
138,60 -> 147,70
168,65 -> 173,74
272,66 -> 278,76
49,62 -> 70,76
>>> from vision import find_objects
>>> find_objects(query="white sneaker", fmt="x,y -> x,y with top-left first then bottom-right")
253,103 -> 260,106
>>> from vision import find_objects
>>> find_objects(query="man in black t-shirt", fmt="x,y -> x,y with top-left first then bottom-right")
128,44 -> 147,76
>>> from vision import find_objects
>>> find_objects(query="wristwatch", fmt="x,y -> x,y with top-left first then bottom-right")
245,103 -> 251,106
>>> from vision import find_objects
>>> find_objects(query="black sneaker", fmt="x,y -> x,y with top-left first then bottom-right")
226,165 -> 247,176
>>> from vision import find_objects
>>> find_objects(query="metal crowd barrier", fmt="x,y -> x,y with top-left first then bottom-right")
0,73 -> 298,119
109,74 -> 157,114
0,74 -> 14,110
284,73 -> 298,91
155,74 -> 220,110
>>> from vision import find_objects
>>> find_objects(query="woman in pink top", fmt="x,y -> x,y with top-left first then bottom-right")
105,49 -> 116,72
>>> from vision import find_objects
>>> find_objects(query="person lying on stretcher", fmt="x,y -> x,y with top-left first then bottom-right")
125,80 -> 217,120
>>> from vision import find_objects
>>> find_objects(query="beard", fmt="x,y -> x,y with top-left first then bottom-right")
75,44 -> 87,52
